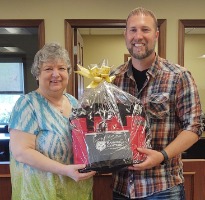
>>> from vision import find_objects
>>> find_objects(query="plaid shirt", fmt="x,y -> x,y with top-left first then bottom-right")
112,55 -> 203,198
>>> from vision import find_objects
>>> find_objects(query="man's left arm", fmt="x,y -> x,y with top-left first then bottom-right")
128,130 -> 199,170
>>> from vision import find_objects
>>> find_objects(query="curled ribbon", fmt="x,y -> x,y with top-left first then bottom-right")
75,64 -> 116,88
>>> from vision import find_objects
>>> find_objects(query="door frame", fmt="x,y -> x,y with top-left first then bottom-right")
65,19 -> 166,96
178,19 -> 205,66
0,20 -> 45,93
0,19 -> 45,49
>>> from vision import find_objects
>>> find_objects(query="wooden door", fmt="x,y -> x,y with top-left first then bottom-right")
74,28 -> 84,99
0,164 -> 11,200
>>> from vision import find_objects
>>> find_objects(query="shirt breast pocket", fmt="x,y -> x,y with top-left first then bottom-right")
147,93 -> 170,119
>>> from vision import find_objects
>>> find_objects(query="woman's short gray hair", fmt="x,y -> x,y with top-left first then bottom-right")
31,42 -> 71,78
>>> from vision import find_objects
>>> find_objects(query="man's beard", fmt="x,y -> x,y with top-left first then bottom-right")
128,44 -> 155,60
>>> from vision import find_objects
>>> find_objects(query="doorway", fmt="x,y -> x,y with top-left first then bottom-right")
65,19 -> 166,98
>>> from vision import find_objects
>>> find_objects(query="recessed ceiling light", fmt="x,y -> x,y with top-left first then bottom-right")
0,47 -> 24,53
198,55 -> 205,58
5,28 -> 20,34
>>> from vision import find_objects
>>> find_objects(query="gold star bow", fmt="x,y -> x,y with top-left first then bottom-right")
75,64 -> 116,88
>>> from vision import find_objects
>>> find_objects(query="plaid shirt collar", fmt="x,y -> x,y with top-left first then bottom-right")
119,54 -> 161,81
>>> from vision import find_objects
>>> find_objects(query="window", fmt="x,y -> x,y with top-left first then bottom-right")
0,58 -> 24,133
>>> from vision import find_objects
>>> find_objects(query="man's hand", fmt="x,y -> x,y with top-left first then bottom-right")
128,148 -> 164,170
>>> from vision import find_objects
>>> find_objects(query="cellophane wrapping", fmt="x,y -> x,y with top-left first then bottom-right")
70,81 -> 151,173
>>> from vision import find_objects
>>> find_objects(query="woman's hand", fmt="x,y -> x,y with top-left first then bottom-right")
128,148 -> 164,171
10,129 -> 96,180
67,164 -> 96,182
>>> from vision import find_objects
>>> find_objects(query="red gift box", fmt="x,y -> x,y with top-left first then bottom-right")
70,82 -> 150,173
71,114 -> 146,165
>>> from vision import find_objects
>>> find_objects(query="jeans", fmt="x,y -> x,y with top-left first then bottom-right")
113,184 -> 186,200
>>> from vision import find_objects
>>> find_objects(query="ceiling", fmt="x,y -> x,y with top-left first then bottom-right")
0,27 -> 38,53
80,27 -> 205,35
79,28 -> 125,35
0,27 -> 204,36
0,27 -> 38,35
0,27 -> 205,53
185,28 -> 205,34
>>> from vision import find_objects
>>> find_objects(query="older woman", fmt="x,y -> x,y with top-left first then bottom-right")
9,43 -> 95,200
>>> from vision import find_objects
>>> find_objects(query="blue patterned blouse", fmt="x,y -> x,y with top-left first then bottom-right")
9,91 -> 93,200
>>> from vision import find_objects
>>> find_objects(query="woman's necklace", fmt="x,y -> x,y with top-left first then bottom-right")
59,98 -> 64,113
47,96 -> 64,114
36,89 -> 65,114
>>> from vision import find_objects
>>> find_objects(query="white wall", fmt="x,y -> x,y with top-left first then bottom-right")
82,35 -> 128,87
185,34 -> 205,111
1,0 -> 205,63
0,0 -> 205,111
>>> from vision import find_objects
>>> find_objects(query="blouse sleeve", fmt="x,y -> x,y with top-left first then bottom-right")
8,95 -> 39,135
65,93 -> 78,108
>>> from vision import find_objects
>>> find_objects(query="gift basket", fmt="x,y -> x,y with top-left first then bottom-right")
70,60 -> 151,173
